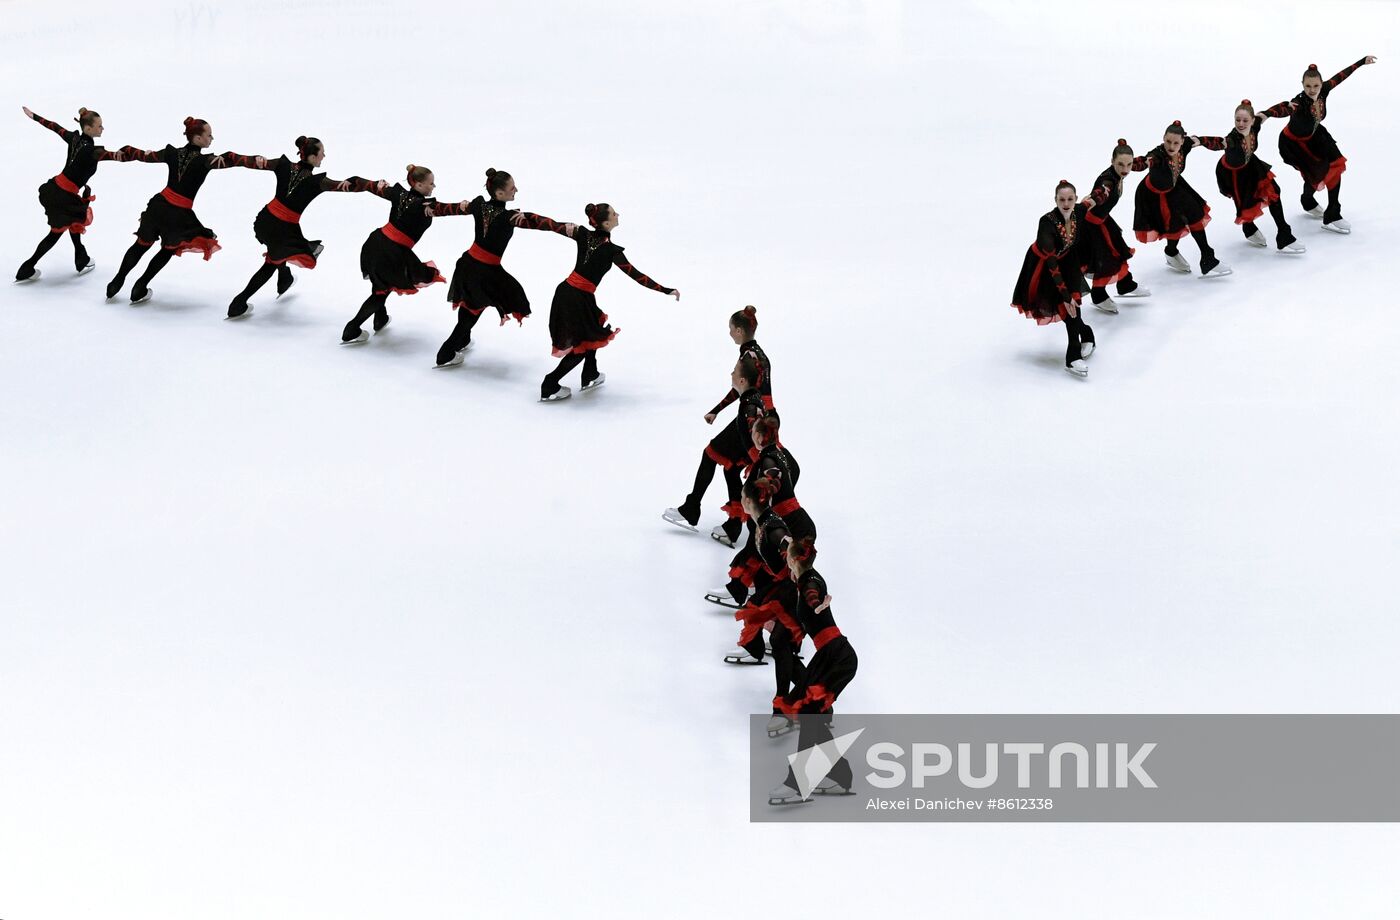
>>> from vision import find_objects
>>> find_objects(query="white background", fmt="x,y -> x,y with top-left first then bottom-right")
2,1 -> 1397,916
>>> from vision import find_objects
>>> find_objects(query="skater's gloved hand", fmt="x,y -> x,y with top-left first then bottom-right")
704,412 -> 717,424
22,105 -> 33,118
671,290 -> 681,301
374,180 -> 388,192
1365,55 -> 1378,64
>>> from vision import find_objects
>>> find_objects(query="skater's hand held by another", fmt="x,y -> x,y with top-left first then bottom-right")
254,156 -> 267,168
704,412 -> 717,425
333,180 -> 351,191
210,155 -> 226,167
1080,196 -> 1094,208
374,180 -> 388,192
563,222 -> 578,236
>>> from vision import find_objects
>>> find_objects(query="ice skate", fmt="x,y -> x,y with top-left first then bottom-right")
76,260 -> 96,276
1322,219 -> 1351,235
539,385 -> 572,402
1302,204 -> 1324,219
435,349 -> 465,368
276,273 -> 296,298
340,331 -> 369,345
724,648 -> 766,666
767,714 -> 798,738
661,507 -> 698,533
105,278 -> 123,300
767,782 -> 811,806
1279,242 -> 1306,254
812,777 -> 856,797
130,286 -> 152,305
1064,359 -> 1088,379
225,304 -> 253,320
1201,261 -> 1233,277
1118,287 -> 1151,298
373,313 -> 392,332
1164,252 -> 1191,273
13,268 -> 41,284
1245,229 -> 1268,248
1092,297 -> 1118,314
1079,341 -> 1095,359
580,372 -> 606,392
710,525 -> 735,547
704,585 -> 744,609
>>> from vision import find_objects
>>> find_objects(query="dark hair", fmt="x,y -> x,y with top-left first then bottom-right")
1303,63 -> 1322,81
730,304 -> 758,336
1235,99 -> 1255,117
485,168 -> 512,197
1055,178 -> 1076,195
183,116 -> 209,141
736,355 -> 760,388
751,415 -> 780,446
295,135 -> 323,160
75,107 -> 101,130
1112,137 -> 1133,158
742,473 -> 781,508
406,163 -> 432,185
584,202 -> 613,229
1164,120 -> 1187,138
787,535 -> 817,567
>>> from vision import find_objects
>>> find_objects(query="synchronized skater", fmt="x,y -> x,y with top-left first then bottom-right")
1010,55 -> 1378,378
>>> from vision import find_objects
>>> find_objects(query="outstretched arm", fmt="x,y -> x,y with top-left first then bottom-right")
1129,154 -> 1152,172
212,152 -> 270,169
1192,135 -> 1226,151
1262,101 -> 1294,118
323,176 -> 388,193
611,250 -> 677,296
1328,56 -> 1376,91
510,212 -> 577,237
24,107 -> 70,140
430,199 -> 471,216
118,145 -> 165,163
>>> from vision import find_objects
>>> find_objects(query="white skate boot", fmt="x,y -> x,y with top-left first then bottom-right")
1322,218 -> 1351,234
661,508 -> 698,532
1245,229 -> 1268,248
1165,252 -> 1191,273
1064,359 -> 1088,379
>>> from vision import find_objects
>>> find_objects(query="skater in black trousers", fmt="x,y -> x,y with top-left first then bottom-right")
767,536 -> 859,806
1271,56 -> 1378,234
727,475 -> 807,729
227,136 -> 385,319
341,164 -> 470,345
662,306 -> 774,545
540,203 -> 679,401
1010,180 -> 1096,379
1078,139 -> 1151,315
15,106 -> 134,283
435,168 -> 577,367
1214,100 -> 1306,256
107,117 -> 268,304
1131,121 -> 1233,280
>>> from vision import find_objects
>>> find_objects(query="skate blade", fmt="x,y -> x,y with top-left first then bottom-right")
661,513 -> 698,533
704,593 -> 741,609
1201,267 -> 1233,277
130,291 -> 152,305
225,307 -> 253,321
710,532 -> 736,547
767,794 -> 812,806
1092,303 -> 1118,315
724,655 -> 768,666
77,263 -> 96,275
434,357 -> 465,368
340,335 -> 369,346
539,388 -> 573,402
1278,247 -> 1307,255
812,786 -> 856,797
1117,290 -> 1151,298
1321,224 -> 1351,235
767,724 -> 798,738
580,375 -> 606,393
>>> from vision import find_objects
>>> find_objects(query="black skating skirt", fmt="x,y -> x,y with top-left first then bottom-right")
360,228 -> 444,296
255,207 -> 323,269
1216,156 -> 1282,224
1011,244 -> 1083,325
548,279 -> 618,357
1278,124 -> 1346,191
448,249 -> 531,324
135,193 -> 220,259
1081,211 -> 1135,288
1133,176 -> 1210,243
38,177 -> 94,233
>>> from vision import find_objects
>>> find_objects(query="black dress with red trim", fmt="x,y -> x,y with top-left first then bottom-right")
546,229 -> 675,357
727,441 -> 814,583
1010,205 -> 1086,325
29,112 -> 124,233
119,144 -> 263,259
447,197 -> 572,325
704,340 -> 777,475
253,156 -> 375,269
1081,166 -> 1141,289
1214,113 -> 1291,223
1131,140 -> 1217,244
358,184 -> 466,296
733,509 -> 803,651
773,568 -> 858,717
1274,59 -> 1366,191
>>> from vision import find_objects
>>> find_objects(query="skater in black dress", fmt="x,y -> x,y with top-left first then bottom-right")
1272,56 -> 1378,233
227,136 -> 385,319
539,203 -> 679,401
1214,100 -> 1305,255
1078,140 -> 1151,314
662,306 -> 773,545
1131,121 -> 1232,279
435,168 -> 576,366
722,413 -> 815,607
341,164 -> 470,345
1010,180 -> 1096,378
767,536 -> 860,805
108,117 -> 268,304
15,106 -> 131,283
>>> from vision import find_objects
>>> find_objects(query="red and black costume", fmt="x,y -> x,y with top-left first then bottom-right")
108,143 -> 264,299
728,441 -> 814,600
1010,205 -> 1094,367
437,197 -> 572,363
1131,137 -> 1225,273
774,566 -> 858,793
229,157 -> 379,317
1081,165 -> 1145,305
540,229 -> 675,397
1274,58 -> 1370,223
1215,108 -> 1298,250
17,111 -> 128,280
672,340 -> 775,540
342,184 -> 468,342
733,508 -> 806,713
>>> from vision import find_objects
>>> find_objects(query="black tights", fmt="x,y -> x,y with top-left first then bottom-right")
1065,311 -> 1094,366
1301,178 -> 1342,222
1089,271 -> 1139,305
16,230 -> 88,280
541,350 -> 599,396
108,240 -> 153,296
229,263 -> 294,316
1164,229 -> 1218,274
1242,198 -> 1296,249
438,306 -> 484,364
343,293 -> 390,341
678,453 -> 742,535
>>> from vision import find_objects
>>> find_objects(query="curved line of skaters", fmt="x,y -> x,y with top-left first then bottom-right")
12,109 -> 679,401
1010,56 -> 1379,379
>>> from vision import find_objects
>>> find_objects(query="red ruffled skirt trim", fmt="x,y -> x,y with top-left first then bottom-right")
265,252 -> 318,269
166,236 -> 222,260
376,261 -> 445,296
550,323 -> 620,357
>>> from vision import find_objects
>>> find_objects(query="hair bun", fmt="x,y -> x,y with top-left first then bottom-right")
1172,119 -> 1181,126
78,106 -> 88,116
485,168 -> 497,178
1116,138 -> 1126,146
1241,98 -> 1251,106
295,135 -> 308,147
1308,63 -> 1317,69
184,116 -> 196,128
584,203 -> 598,219
743,305 -> 757,317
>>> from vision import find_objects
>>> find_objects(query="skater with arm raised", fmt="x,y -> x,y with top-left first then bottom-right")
435,168 -> 577,366
662,306 -> 773,545
1273,56 -> 1378,233
1078,139 -> 1151,314
15,106 -> 133,283
1010,180 -> 1096,378
1131,121 -> 1232,279
341,164 -> 470,345
539,202 -> 679,401
107,117 -> 268,304
1214,100 -> 1305,255
227,136 -> 385,319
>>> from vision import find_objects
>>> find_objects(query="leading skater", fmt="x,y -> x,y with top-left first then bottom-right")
540,203 -> 679,401
1010,180 -> 1095,378
15,106 -> 133,283
1078,139 -> 1151,314
1214,100 -> 1305,255
1131,121 -> 1232,279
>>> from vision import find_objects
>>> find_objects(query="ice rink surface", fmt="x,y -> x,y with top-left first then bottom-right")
2,1 -> 1398,916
